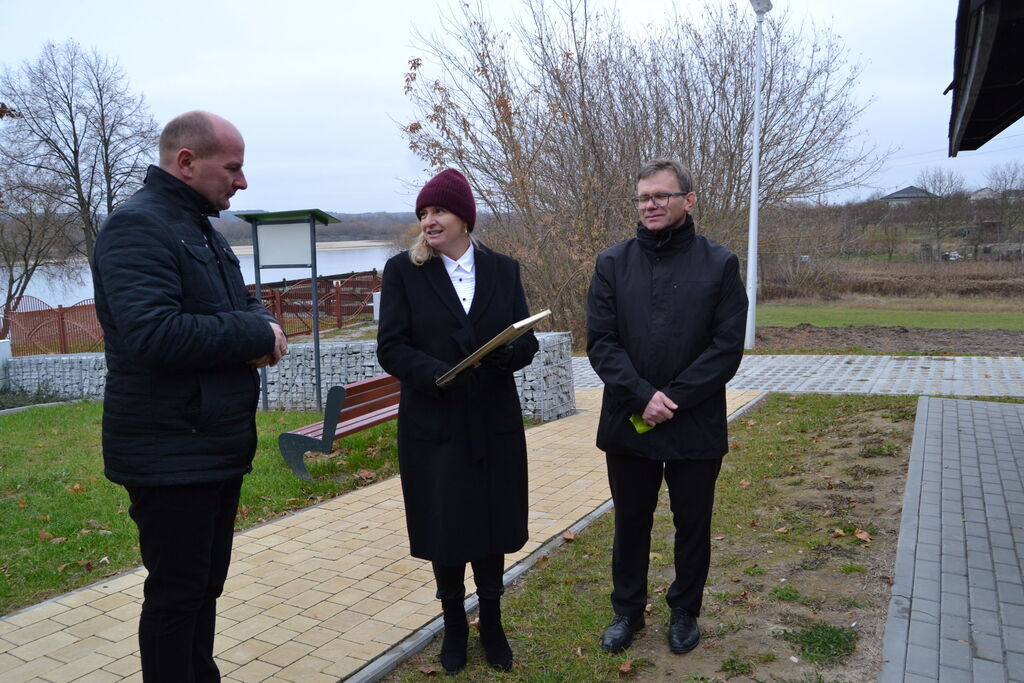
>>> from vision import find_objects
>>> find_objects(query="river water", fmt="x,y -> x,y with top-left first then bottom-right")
20,245 -> 395,308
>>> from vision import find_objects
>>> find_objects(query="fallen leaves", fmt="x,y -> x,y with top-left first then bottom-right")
67,482 -> 86,494
775,526 -> 789,534
562,529 -> 575,543
38,529 -> 53,541
618,658 -> 634,676
854,529 -> 872,543
831,528 -> 847,538
17,499 -> 27,508
356,469 -> 376,483
738,479 -> 751,489
535,555 -> 549,569
418,665 -> 438,675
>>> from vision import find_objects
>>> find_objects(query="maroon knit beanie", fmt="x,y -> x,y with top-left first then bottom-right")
415,168 -> 476,232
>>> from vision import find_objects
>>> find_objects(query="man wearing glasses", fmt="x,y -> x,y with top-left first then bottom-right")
586,159 -> 748,655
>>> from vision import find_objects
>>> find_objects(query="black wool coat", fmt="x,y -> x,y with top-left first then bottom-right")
586,216 -> 748,460
91,166 -> 277,486
376,245 -> 539,565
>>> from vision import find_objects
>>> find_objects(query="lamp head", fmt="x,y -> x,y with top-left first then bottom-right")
750,0 -> 772,13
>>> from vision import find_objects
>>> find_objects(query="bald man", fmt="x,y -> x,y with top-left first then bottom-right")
92,111 -> 287,681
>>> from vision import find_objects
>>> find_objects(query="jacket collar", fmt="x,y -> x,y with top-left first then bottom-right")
143,165 -> 219,218
636,213 -> 695,253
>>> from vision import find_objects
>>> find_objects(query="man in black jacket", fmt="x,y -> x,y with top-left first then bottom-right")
92,111 -> 287,682
586,159 -> 747,655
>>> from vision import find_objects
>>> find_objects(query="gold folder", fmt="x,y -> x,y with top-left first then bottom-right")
435,309 -> 551,387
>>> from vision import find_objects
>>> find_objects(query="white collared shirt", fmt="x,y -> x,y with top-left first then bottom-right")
441,242 -> 476,314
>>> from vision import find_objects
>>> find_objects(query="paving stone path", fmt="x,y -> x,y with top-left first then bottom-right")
3,354 -> 1022,681
881,397 -> 1024,683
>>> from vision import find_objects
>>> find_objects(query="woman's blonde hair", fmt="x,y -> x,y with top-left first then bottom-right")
407,231 -> 481,266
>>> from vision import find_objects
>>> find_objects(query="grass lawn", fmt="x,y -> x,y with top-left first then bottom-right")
758,300 -> 1024,330
0,401 -> 397,616
389,393 -> 921,681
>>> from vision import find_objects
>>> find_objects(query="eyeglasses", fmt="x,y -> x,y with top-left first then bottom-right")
630,192 -> 689,208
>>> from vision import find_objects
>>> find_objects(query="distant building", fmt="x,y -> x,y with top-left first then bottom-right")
880,186 -> 937,204
968,187 -> 1000,201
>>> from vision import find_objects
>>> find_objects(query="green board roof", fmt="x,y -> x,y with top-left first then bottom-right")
233,209 -> 339,225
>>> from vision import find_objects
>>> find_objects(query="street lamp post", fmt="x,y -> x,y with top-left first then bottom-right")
745,0 -> 771,349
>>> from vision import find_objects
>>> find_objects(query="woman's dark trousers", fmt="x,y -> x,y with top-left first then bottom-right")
126,477 -> 242,682
605,453 -> 722,618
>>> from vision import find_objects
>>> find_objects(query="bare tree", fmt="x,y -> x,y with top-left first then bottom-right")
914,167 -> 967,259
0,101 -> 18,207
0,40 -> 158,264
0,168 -> 78,338
402,0 -> 886,340
985,160 -> 1024,251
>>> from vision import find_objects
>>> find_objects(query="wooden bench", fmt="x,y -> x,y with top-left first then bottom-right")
278,374 -> 400,480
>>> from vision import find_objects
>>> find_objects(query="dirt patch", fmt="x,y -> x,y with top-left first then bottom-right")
755,324 -> 1023,355
627,403 -> 915,682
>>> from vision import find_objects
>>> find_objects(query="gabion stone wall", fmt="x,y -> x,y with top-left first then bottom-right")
6,332 -> 576,422
6,352 -> 107,399
516,332 -> 575,422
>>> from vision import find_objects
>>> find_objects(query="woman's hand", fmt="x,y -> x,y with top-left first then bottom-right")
481,343 -> 514,368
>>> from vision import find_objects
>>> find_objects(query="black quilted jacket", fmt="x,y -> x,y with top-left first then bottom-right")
91,165 -> 276,485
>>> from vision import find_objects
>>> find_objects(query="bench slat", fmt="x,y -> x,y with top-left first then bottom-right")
285,375 -> 401,444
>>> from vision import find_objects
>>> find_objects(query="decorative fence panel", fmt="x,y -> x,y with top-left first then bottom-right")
4,296 -> 103,356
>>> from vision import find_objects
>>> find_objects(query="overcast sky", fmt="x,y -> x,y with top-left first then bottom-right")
3,0 -> 1022,213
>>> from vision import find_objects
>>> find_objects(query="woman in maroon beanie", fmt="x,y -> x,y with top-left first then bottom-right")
376,168 -> 539,673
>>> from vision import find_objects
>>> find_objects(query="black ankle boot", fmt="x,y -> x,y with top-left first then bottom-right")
439,598 -> 468,674
478,598 -> 513,672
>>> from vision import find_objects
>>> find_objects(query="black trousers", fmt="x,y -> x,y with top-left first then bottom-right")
126,477 -> 242,683
605,453 -> 722,618
432,554 -> 506,601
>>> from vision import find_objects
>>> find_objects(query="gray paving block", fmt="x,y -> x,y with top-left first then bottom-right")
940,614 -> 971,641
971,568 -> 997,590
999,581 -> 1024,606
970,607 -> 1002,636
973,656 -> 1008,682
943,592 -> 970,616
971,586 -> 1000,612
906,643 -> 941,678
974,631 -> 1005,662
1004,625 -> 1024,653
939,636 -> 972,670
1006,652 -> 1024,681
994,562 -> 1021,584
913,597 -> 941,624
909,619 -> 940,647
913,576 -> 941,601
944,555 -> 969,578
916,559 -> 942,582
1004,603 -> 1024,629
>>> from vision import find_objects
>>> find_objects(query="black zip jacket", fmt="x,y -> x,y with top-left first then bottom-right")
586,215 -> 748,460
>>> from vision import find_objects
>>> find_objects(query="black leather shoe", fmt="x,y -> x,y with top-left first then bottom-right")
668,608 -> 700,654
601,614 -> 645,653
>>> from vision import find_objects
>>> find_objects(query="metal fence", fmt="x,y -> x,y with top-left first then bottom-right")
3,270 -> 382,356
4,295 -> 104,356
246,270 -> 382,337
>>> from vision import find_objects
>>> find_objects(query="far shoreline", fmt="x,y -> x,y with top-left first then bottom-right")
230,240 -> 393,256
